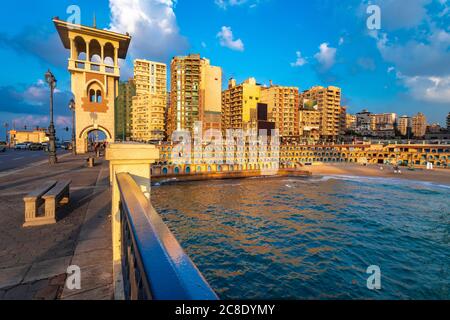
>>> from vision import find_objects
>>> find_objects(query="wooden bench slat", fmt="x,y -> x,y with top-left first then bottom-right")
42,180 -> 72,199
24,181 -> 57,200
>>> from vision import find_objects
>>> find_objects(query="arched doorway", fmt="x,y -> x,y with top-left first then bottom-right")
79,125 -> 112,154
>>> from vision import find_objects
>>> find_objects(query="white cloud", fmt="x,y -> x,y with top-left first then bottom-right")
12,115 -> 49,129
371,27 -> 450,104
290,51 -> 307,67
217,26 -> 244,51
201,41 -> 207,48
372,30 -> 450,77
339,37 -> 344,46
108,0 -> 188,62
314,43 -> 337,71
398,73 -> 450,103
215,0 -> 257,9
56,116 -> 72,127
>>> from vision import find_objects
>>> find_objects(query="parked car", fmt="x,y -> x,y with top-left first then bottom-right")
29,143 -> 43,151
41,142 -> 49,151
15,143 -> 29,150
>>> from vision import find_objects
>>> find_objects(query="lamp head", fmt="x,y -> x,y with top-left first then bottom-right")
69,98 -> 75,110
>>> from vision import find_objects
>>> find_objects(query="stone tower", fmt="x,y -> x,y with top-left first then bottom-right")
54,18 -> 131,154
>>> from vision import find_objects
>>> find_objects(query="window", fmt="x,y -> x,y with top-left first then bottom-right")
90,90 -> 96,102
96,90 -> 102,103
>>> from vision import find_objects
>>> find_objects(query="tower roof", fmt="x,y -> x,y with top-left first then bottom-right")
53,18 -> 131,59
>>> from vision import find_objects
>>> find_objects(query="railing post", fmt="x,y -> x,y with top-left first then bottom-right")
105,143 -> 160,300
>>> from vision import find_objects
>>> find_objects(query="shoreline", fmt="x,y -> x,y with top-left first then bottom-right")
152,164 -> 450,186
152,169 -> 311,184
307,163 -> 450,185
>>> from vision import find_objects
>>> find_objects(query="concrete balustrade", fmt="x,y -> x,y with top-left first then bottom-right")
105,143 -> 159,300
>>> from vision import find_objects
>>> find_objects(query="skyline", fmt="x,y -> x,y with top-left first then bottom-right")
0,0 -> 449,140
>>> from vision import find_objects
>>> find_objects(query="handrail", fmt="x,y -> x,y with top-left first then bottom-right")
116,172 -> 218,300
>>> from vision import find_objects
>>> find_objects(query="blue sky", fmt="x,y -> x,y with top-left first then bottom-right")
0,0 -> 449,140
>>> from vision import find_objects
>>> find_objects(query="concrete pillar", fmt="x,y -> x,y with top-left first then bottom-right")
105,143 -> 159,300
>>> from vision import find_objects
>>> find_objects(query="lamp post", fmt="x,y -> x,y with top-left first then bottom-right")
45,69 -> 58,165
69,99 -> 76,155
3,122 -> 8,146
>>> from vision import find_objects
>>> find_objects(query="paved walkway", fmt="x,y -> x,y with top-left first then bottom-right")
0,155 -> 113,300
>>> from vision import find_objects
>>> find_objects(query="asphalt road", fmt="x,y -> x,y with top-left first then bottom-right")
0,149 -> 69,173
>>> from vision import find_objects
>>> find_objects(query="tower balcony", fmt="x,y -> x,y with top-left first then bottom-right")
69,59 -> 120,77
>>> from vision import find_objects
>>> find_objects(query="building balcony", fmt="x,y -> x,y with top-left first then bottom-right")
69,59 -> 119,77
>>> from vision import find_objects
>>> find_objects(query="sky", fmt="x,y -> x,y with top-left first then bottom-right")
0,0 -> 449,140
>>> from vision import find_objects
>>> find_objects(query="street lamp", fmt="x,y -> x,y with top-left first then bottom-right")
3,122 -> 8,145
45,69 -> 58,165
69,99 -> 76,155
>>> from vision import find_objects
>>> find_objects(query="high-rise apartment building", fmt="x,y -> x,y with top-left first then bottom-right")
201,59 -> 222,133
412,112 -> 427,138
298,107 -> 321,141
260,83 -> 299,137
134,59 -> 166,95
221,77 -> 262,132
115,79 -> 135,140
339,106 -> 348,135
370,113 -> 397,131
168,54 -> 222,137
299,86 -> 342,140
346,114 -> 357,132
447,112 -> 450,131
130,59 -> 167,142
356,109 -> 372,135
398,115 -> 412,137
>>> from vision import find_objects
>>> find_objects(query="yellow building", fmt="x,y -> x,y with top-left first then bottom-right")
200,59 -> 222,132
168,54 -> 222,137
54,18 -> 131,154
154,142 -> 449,174
9,130 -> 48,145
221,77 -> 262,132
299,108 -> 321,142
412,112 -> 427,138
398,115 -> 411,136
260,83 -> 299,137
131,59 -> 167,142
300,86 -> 342,140
131,94 -> 166,141
370,113 -> 397,131
346,114 -> 357,131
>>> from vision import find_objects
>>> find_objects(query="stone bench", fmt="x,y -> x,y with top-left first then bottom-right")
42,180 -> 72,222
23,180 -> 72,227
23,180 -> 57,227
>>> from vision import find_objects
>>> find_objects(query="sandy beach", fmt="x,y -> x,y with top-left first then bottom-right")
306,163 -> 450,185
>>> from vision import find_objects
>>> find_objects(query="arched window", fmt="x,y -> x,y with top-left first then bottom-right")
96,90 -> 102,103
104,42 -> 115,66
89,89 -> 96,102
74,36 -> 87,60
